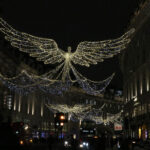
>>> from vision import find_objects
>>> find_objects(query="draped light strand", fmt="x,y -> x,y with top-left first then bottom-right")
70,63 -> 115,95
0,70 -> 72,95
46,104 -> 92,114
75,106 -> 122,124
0,18 -> 135,96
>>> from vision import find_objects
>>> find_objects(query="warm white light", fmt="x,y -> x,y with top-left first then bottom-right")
68,114 -> 71,121
18,95 -> 21,112
41,101 -> 43,117
79,119 -> 82,125
20,140 -> 24,145
64,53 -> 70,60
60,115 -> 65,120
140,86 -> 143,95
73,134 -> 76,139
29,139 -> 33,143
64,141 -> 68,146
133,96 -> 137,102
13,95 -> 17,111
24,124 -> 29,130
27,99 -> 30,114
0,18 -> 135,96
60,122 -> 64,126
147,81 -> 149,92
32,98 -> 35,115
46,104 -> 92,114
80,144 -> 83,148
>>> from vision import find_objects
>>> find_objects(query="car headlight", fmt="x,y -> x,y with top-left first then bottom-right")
132,141 -> 136,144
82,142 -> 89,147
29,139 -> 33,143
64,141 -> 69,146
79,144 -> 83,148
20,140 -> 24,145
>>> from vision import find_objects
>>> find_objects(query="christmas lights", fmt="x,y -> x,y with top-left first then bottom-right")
76,105 -> 122,124
0,18 -> 135,95
46,104 -> 92,114
0,70 -> 72,95
70,63 -> 115,95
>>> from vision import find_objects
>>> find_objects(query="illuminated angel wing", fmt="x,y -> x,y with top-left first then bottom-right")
71,28 -> 135,67
0,18 -> 65,64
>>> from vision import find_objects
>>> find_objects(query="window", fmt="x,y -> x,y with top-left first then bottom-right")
7,95 -> 13,110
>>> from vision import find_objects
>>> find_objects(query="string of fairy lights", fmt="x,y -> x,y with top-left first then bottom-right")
46,103 -> 122,124
0,70 -> 72,95
46,104 -> 92,114
76,109 -> 122,124
0,18 -> 135,96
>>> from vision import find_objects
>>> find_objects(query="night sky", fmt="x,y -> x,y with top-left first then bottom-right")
0,0 -> 145,90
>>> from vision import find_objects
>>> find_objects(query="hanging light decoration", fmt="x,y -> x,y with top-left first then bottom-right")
0,18 -> 135,95
46,104 -> 92,114
0,70 -> 72,95
75,104 -> 122,124
74,104 -> 105,121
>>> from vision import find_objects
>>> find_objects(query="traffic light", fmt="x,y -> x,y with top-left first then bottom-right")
54,113 -> 67,128
55,113 -> 67,122
60,114 -> 65,121
60,122 -> 64,126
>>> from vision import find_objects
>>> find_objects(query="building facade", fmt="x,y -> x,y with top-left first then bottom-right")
0,44 -> 53,139
120,0 -> 150,140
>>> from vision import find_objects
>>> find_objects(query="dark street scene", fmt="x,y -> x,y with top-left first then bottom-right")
0,0 -> 150,150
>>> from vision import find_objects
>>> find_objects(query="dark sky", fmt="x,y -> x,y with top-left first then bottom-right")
0,0 -> 145,89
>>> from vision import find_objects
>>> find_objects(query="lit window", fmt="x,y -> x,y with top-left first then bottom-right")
7,95 -> 13,110
18,95 -> 22,112
13,95 -> 17,111
41,101 -> 43,117
32,98 -> 35,115
27,98 -> 30,114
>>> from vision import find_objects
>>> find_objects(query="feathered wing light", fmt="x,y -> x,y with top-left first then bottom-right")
0,18 -> 65,65
76,104 -> 105,122
76,105 -> 122,124
46,104 -> 92,114
0,18 -> 135,96
71,28 -> 135,67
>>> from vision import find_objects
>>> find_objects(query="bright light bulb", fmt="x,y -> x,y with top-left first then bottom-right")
64,53 -> 70,60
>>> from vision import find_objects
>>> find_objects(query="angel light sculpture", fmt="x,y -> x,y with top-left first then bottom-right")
0,18 -> 135,95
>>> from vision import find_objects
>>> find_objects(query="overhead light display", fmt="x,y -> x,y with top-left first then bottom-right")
0,18 -> 135,95
46,104 -> 92,114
